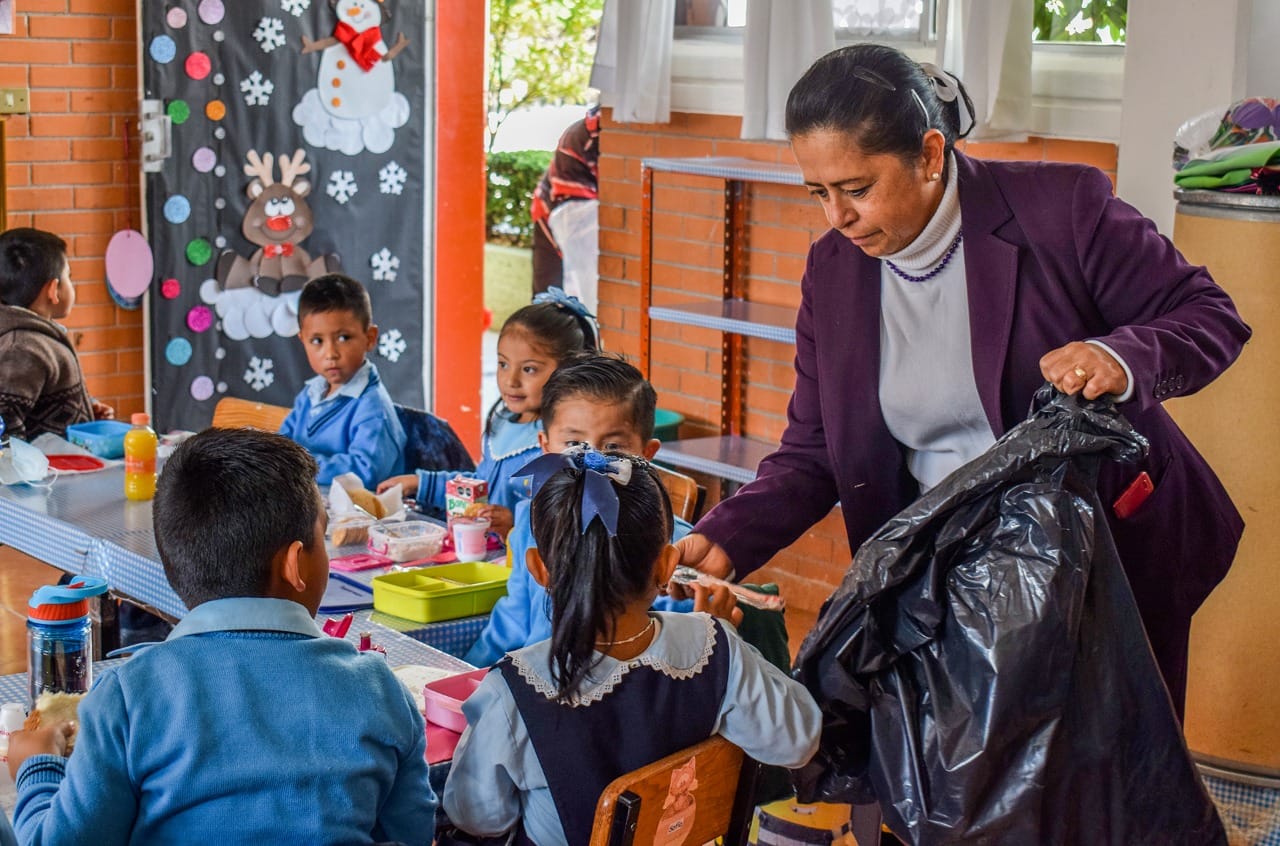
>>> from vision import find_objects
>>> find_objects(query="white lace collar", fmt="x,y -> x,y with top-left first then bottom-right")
507,612 -> 718,708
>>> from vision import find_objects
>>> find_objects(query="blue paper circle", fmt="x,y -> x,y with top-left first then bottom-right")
165,337 -> 193,366
163,194 -> 191,225
150,35 -> 177,64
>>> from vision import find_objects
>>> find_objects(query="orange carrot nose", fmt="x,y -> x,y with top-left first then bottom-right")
347,6 -> 361,16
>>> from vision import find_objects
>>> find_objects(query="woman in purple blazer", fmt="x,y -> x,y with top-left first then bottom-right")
677,44 -> 1250,715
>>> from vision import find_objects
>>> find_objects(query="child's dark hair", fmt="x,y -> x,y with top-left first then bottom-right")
297,273 -> 372,328
529,453 -> 672,702
785,43 -> 975,162
0,227 -> 68,308
154,428 -> 322,608
542,353 -> 657,441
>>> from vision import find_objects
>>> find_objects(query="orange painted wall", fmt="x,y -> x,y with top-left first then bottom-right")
596,107 -> 1120,614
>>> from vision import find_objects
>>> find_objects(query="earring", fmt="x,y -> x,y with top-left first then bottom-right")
929,172 -> 941,181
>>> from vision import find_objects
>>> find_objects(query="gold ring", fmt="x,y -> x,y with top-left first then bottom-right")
1073,367 -> 1088,380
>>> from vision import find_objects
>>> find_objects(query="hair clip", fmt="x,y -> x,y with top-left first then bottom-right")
532,286 -> 596,320
851,67 -> 896,92
917,62 -> 974,136
516,446 -> 642,537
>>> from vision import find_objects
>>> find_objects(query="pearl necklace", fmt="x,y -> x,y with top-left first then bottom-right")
886,231 -> 964,283
595,617 -> 655,647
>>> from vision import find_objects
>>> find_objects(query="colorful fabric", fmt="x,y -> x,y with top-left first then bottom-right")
531,105 -> 601,255
333,21 -> 385,71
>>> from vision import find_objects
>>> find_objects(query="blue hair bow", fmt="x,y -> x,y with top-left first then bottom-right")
532,286 -> 596,320
516,445 -> 634,537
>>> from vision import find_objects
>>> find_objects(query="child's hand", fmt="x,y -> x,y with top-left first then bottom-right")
92,400 -> 115,421
692,583 -> 743,627
7,721 -> 76,781
474,505 -> 513,539
377,474 -> 418,497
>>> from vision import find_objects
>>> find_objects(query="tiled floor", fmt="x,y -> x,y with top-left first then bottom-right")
0,545 -> 62,676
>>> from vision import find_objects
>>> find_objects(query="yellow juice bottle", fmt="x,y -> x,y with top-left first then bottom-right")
123,412 -> 157,501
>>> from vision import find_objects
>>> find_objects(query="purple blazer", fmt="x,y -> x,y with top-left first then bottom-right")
696,152 -> 1251,707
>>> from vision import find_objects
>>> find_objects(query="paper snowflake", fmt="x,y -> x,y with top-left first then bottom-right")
378,329 -> 407,363
253,17 -> 286,52
280,0 -> 310,16
239,71 -> 274,107
243,356 -> 275,392
370,247 -> 400,282
378,161 -> 407,195
326,170 -> 358,204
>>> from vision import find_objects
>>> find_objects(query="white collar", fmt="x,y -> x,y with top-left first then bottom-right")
881,151 -> 961,271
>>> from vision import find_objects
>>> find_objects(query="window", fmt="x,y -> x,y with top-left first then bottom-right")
675,0 -> 936,44
1033,0 -> 1126,44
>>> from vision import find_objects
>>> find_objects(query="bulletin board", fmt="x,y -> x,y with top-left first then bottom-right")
140,0 -> 430,432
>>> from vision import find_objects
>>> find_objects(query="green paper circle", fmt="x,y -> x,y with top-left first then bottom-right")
185,237 -> 212,266
167,99 -> 191,124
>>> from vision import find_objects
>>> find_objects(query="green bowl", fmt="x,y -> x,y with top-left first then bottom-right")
653,408 -> 684,442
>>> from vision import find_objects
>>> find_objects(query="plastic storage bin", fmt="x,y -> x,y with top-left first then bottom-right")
64,420 -> 132,459
367,521 -> 447,562
423,668 -> 487,732
371,561 -> 510,622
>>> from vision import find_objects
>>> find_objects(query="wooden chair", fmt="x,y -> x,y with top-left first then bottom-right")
653,464 -> 705,524
210,397 -> 290,431
589,736 -> 760,846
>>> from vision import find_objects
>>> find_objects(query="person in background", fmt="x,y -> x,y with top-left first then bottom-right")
280,273 -> 405,490
0,227 -> 114,441
675,43 -> 1250,717
531,104 -> 600,310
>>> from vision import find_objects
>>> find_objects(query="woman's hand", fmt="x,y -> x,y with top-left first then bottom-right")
473,505 -> 513,540
667,534 -> 734,600
1040,341 -> 1128,400
376,474 -> 419,497
8,721 -> 75,781
692,583 -> 743,627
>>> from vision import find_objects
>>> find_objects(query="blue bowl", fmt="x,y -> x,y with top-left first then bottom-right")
653,408 -> 684,442
65,420 -> 132,459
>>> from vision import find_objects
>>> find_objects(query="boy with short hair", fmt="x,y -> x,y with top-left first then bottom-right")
0,227 -> 113,439
7,428 -> 436,845
280,273 -> 405,488
464,354 -> 694,667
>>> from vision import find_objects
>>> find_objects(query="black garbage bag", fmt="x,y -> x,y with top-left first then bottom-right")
792,386 -> 1225,845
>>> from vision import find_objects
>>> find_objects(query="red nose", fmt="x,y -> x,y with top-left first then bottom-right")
266,215 -> 292,232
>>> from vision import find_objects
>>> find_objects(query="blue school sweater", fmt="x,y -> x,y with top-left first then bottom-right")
414,408 -> 540,513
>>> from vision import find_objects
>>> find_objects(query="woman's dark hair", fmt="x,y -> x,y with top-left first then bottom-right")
529,453 -> 672,702
785,43 -> 975,161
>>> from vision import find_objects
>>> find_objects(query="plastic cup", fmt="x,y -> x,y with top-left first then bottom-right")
452,517 -> 490,562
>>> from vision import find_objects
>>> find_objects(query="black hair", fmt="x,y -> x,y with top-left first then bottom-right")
529,453 -> 672,702
154,428 -> 322,608
297,273 -> 372,329
0,227 -> 69,309
785,43 -> 975,161
541,353 -> 657,441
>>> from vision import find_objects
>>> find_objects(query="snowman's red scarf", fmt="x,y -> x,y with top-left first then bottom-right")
333,21 -> 385,71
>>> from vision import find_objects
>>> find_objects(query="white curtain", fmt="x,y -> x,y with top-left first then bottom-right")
740,0 -> 836,140
590,0 -> 678,124
936,0 -> 1032,140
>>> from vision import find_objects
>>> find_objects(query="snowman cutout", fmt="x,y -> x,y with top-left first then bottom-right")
293,0 -> 411,156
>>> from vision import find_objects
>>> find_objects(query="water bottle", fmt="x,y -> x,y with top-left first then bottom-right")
27,576 -> 108,702
124,412 -> 157,501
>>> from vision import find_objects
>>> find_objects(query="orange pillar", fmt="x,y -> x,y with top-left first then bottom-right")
433,1 -> 486,453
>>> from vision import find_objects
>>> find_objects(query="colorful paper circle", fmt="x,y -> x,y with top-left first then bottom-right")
185,51 -> 211,80
165,337 -> 193,366
205,99 -> 226,121
213,165 -> 226,177
192,147 -> 217,173
149,35 -> 177,64
190,376 -> 214,401
104,230 -> 154,299
216,382 -> 228,393
197,0 -> 225,25
213,72 -> 225,86
161,278 -> 181,299
163,195 -> 191,225
167,7 -> 188,28
186,305 -> 213,333
167,100 -> 191,124
185,238 -> 212,266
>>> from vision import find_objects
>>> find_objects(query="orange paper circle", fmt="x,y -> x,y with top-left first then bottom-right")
205,99 -> 226,121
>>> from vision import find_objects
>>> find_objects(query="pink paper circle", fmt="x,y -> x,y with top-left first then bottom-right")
161,278 -> 181,299
185,52 -> 211,81
186,305 -> 213,333
104,230 -> 154,298
190,376 -> 214,401
167,7 -> 188,28
197,0 -> 224,25
191,146 -> 217,173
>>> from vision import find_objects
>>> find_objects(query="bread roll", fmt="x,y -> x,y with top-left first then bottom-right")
23,692 -> 84,753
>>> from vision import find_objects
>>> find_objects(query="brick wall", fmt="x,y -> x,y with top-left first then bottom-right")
1,0 -> 145,417
596,107 -> 1119,619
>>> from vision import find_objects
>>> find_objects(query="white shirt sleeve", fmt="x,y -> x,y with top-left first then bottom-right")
441,675 -> 524,837
1084,339 -> 1135,402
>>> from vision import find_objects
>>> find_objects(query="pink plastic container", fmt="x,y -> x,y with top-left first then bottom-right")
423,668 -> 487,732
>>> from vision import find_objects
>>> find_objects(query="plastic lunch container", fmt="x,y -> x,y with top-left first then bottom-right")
371,561 -> 510,623
64,420 -> 132,459
423,668 -> 488,732
366,522 -> 448,562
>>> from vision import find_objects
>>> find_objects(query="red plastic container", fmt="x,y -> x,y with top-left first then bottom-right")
423,668 -> 487,733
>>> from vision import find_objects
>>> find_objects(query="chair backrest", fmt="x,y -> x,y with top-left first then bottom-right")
653,464 -> 704,524
394,404 -> 476,474
589,736 -> 760,846
211,397 -> 291,432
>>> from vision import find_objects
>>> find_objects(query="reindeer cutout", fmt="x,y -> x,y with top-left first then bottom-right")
215,148 -> 341,297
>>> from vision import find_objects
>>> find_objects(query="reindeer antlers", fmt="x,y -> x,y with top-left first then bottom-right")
242,149 -> 311,188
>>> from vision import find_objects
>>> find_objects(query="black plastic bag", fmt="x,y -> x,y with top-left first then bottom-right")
792,387 -> 1225,845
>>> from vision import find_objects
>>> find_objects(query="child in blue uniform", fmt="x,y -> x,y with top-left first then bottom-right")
378,288 -> 597,539
279,274 -> 405,489
6,428 -> 435,845
443,449 -> 821,845
464,354 -> 692,666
